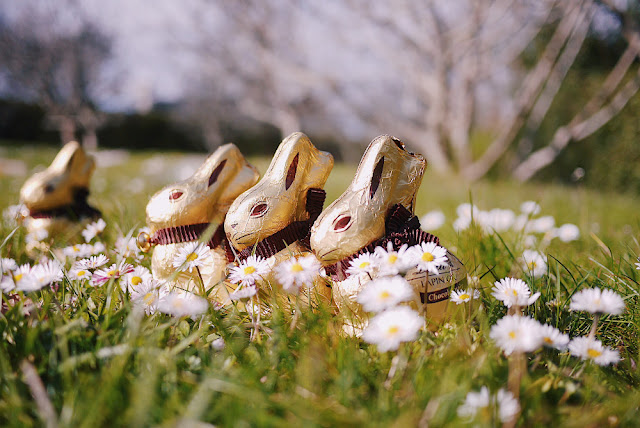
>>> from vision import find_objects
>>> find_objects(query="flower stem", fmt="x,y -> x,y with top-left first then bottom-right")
588,314 -> 600,340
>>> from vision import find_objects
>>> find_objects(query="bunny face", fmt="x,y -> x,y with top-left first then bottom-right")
146,144 -> 259,233
310,135 -> 426,264
20,141 -> 95,212
225,132 -> 333,251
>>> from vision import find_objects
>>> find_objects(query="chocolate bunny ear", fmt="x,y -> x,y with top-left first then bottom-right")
310,135 -> 426,265
50,141 -> 95,188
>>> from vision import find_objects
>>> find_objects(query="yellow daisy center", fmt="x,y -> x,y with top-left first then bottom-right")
587,348 -> 602,358
358,261 -> 370,269
421,252 -> 434,262
508,331 -> 517,339
290,263 -> 304,273
131,276 -> 142,286
544,337 -> 553,344
528,261 -> 537,269
73,245 -> 80,252
379,290 -> 391,300
77,270 -> 86,277
511,289 -> 518,296
387,326 -> 399,335
14,273 -> 23,281
107,270 -> 117,277
388,254 -> 398,264
459,293 -> 470,300
143,292 -> 156,305
186,252 -> 199,262
244,266 -> 256,275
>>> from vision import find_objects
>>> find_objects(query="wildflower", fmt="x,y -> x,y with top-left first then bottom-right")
555,224 -> 580,242
451,288 -> 481,305
410,241 -> 448,275
172,242 -> 211,273
3,203 -> 29,223
480,209 -> 515,233
525,216 -> 555,234
91,261 -> 135,287
374,242 -> 412,276
362,306 -> 423,352
157,291 -> 209,318
539,324 -> 570,350
345,252 -> 376,277
25,228 -> 49,244
115,236 -> 141,259
130,278 -> 166,315
228,255 -> 270,286
457,386 -> 490,419
122,266 -> 152,292
229,284 -> 258,300
0,258 -> 17,274
0,275 -> 15,293
568,336 -> 620,366
496,389 -> 520,422
521,250 -> 547,278
520,201 -> 541,216
62,243 -> 94,259
91,242 -> 106,255
82,218 -> 106,242
30,260 -> 64,289
68,266 -> 92,281
75,254 -> 109,270
453,216 -> 471,232
457,387 -> 520,423
491,277 -> 540,308
274,255 -> 321,294
489,315 -> 543,355
356,275 -> 416,313
523,235 -> 537,248
569,287 -> 625,315
420,210 -> 445,231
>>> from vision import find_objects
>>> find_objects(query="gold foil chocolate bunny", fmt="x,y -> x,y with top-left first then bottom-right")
310,135 -> 466,327
224,132 -> 333,305
139,144 -> 259,298
20,141 -> 101,254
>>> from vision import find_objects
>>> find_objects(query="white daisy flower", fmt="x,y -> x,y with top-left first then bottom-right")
157,291 -> 209,318
539,324 -> 570,350
345,252 -> 376,277
555,224 -> 580,242
229,284 -> 258,301
75,254 -> 109,270
520,201 -> 541,216
568,336 -> 620,366
453,216 -> 471,232
420,210 -> 445,231
523,235 -> 537,248
130,278 -> 167,315
30,260 -> 64,289
362,306 -> 423,352
0,275 -> 16,293
91,242 -> 106,255
14,271 -> 44,292
457,386 -> 491,419
172,242 -> 211,273
569,287 -> 625,315
489,315 -> 543,355
62,243 -> 94,260
91,261 -> 135,287
521,250 -> 547,278
3,203 -> 29,223
82,218 -> 106,242
68,266 -> 92,282
496,388 -> 520,422
356,275 -> 416,313
274,255 -> 321,294
25,228 -> 49,244
115,236 -> 141,260
491,277 -> 540,308
373,242 -> 412,276
450,288 -> 481,305
122,266 -> 153,292
525,216 -> 555,234
0,258 -> 17,274
409,242 -> 448,275
228,255 -> 270,286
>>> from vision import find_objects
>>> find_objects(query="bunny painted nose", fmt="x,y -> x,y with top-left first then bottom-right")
250,203 -> 268,218
169,190 -> 183,200
333,214 -> 352,232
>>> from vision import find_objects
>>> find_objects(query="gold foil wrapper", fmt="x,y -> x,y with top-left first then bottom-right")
145,144 -> 259,298
310,135 -> 425,265
224,132 -> 334,306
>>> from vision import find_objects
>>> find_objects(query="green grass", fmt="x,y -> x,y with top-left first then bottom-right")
1,143 -> 640,427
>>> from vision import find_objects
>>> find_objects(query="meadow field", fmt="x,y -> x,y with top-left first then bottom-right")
1,143 -> 639,427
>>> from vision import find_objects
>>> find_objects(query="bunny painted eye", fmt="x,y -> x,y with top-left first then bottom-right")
333,215 -> 352,232
44,183 -> 55,194
169,190 -> 183,200
370,157 -> 384,198
285,153 -> 299,190
250,203 -> 268,218
208,159 -> 227,187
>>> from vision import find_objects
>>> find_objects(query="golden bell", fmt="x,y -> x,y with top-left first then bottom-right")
224,132 -> 334,307
19,141 -> 100,255
144,144 -> 259,298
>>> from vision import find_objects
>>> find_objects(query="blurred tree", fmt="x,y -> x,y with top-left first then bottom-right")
0,1 -> 112,149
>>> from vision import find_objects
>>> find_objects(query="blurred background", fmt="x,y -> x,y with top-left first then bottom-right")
0,0 -> 639,192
